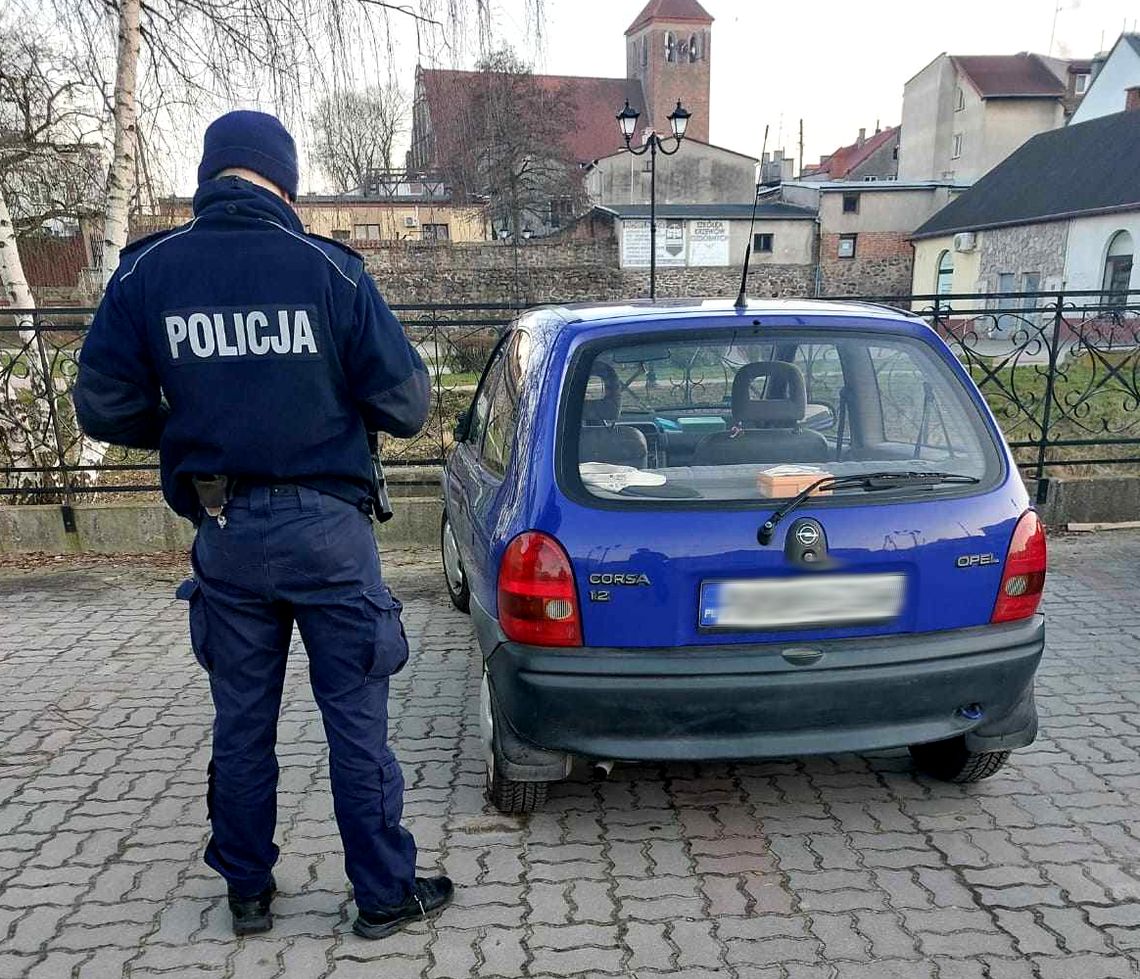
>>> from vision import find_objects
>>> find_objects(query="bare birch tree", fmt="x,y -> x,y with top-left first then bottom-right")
21,0 -> 545,282
100,0 -> 140,281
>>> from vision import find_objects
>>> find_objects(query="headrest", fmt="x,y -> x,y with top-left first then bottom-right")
732,362 -> 807,426
583,361 -> 621,424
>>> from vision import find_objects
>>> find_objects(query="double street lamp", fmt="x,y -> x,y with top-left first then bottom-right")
616,98 -> 692,299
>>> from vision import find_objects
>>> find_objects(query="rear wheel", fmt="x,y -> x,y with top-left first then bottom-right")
480,670 -> 549,814
441,512 -> 470,613
910,736 -> 1010,783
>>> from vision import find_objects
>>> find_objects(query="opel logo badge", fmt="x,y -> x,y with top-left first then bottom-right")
795,524 -> 820,547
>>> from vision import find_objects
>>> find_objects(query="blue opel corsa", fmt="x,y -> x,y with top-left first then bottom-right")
440,300 -> 1046,813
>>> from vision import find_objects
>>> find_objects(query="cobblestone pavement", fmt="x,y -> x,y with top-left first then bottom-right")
3,534 -> 1140,979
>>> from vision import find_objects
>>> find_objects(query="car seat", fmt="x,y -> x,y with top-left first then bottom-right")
690,362 -> 829,466
578,361 -> 649,469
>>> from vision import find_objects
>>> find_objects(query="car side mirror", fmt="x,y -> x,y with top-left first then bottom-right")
453,408 -> 472,443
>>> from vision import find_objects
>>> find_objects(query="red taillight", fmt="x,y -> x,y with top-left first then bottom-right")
498,532 -> 582,647
991,510 -> 1047,623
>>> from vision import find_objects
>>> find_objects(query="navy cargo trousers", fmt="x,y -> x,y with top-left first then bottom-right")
177,484 -> 417,910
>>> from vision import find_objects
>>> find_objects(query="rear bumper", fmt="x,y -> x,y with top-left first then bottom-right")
485,616 -> 1044,763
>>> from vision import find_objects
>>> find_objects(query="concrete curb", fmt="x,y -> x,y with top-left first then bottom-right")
0,497 -> 443,555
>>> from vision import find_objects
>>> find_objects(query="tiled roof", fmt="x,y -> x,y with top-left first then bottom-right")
16,234 -> 88,288
801,126 -> 899,180
952,54 -> 1066,99
603,202 -> 817,221
913,109 -> 1140,238
418,68 -> 648,166
626,0 -> 713,35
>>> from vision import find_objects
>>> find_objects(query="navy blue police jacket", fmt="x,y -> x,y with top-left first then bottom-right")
73,177 -> 430,521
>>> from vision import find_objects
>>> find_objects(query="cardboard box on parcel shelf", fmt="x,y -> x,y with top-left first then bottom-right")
757,465 -> 833,498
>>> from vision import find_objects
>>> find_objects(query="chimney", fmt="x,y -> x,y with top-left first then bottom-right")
1127,86 -> 1140,112
857,127 -> 866,145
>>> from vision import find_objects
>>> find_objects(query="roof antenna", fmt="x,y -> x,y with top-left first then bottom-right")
735,124 -> 768,310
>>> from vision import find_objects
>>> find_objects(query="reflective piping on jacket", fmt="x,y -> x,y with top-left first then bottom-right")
120,218 -> 201,281
255,218 -> 358,288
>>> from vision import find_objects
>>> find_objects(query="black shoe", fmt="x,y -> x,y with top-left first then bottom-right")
228,875 -> 276,936
353,876 -> 454,940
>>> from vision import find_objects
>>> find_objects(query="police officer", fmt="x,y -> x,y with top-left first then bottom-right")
73,110 -> 453,940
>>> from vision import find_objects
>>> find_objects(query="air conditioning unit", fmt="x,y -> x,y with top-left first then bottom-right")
953,232 -> 977,253
404,215 -> 418,228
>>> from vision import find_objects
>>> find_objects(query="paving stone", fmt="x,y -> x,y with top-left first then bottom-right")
3,542 -> 1140,977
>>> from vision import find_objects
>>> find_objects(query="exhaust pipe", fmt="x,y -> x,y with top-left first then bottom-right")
591,759 -> 615,780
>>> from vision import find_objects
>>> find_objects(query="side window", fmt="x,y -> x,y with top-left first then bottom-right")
790,343 -> 843,434
467,339 -> 508,449
480,331 -> 530,477
868,344 -> 975,458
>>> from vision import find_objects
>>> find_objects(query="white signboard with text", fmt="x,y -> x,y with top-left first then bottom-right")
621,219 -> 688,268
688,219 -> 730,267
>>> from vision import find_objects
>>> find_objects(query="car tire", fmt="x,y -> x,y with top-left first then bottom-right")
480,669 -> 549,814
488,761 -> 549,815
440,512 -> 470,614
909,736 -> 1011,783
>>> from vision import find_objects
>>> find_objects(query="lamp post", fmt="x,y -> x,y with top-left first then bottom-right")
616,98 -> 691,300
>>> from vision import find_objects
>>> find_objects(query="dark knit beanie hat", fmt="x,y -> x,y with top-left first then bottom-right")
197,110 -> 299,200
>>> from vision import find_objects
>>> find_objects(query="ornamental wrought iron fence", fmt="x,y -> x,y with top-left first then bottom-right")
2,289 -> 1139,516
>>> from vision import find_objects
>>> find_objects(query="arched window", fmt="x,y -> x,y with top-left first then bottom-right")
640,36 -> 648,67
689,34 -> 699,62
936,249 -> 954,296
664,31 -> 676,63
1103,230 -> 1134,307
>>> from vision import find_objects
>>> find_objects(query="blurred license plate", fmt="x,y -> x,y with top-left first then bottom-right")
700,574 -> 905,630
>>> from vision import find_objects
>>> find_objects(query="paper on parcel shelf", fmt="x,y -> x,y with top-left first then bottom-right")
579,462 -> 667,493
757,464 -> 833,497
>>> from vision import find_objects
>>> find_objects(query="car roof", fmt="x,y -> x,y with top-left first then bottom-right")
518,298 -> 922,335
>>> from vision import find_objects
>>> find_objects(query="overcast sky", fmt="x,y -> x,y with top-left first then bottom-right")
182,0 -> 1140,194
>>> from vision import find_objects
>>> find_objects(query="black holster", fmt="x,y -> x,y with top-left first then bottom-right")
191,474 -> 229,512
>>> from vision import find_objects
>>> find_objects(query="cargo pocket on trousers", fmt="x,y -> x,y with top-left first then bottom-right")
364,585 -> 410,678
176,578 -> 213,673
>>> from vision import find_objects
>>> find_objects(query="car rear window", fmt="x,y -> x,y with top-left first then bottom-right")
564,328 -> 1001,503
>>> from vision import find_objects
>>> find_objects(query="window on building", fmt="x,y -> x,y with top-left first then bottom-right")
1103,230 -> 1134,308
664,31 -> 676,62
1021,272 -> 1042,322
754,233 -> 773,253
952,133 -> 963,159
550,198 -> 575,230
994,272 -> 1018,333
422,223 -> 450,241
353,224 -> 382,240
688,34 -> 699,62
641,37 -> 648,67
936,250 -> 954,296
838,234 -> 857,259
330,229 -> 350,241
842,193 -> 859,214
955,86 -> 966,111
1074,72 -> 1090,95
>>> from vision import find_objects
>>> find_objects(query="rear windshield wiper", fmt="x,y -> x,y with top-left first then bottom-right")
757,471 -> 981,545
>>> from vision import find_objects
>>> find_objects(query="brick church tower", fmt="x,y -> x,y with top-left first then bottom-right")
625,0 -> 713,143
